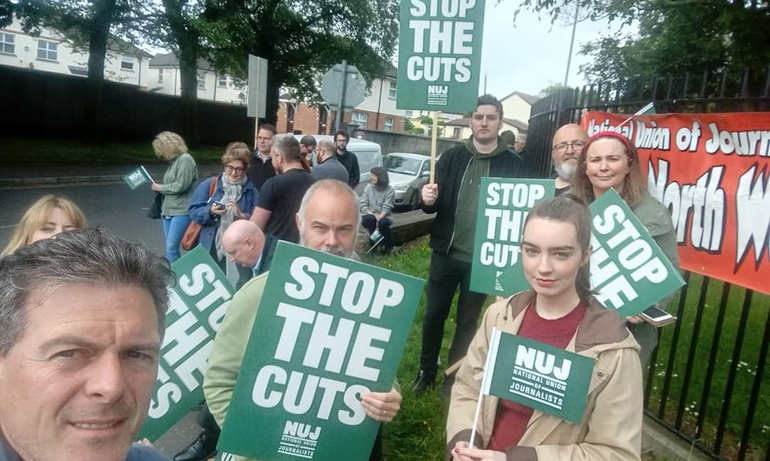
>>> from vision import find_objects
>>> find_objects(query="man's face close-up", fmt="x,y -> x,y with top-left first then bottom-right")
470,104 -> 502,144
551,125 -> 588,180
0,283 -> 161,461
298,189 -> 358,258
257,129 -> 274,154
335,135 -> 348,152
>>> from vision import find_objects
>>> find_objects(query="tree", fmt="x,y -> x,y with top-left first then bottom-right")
510,0 -> 770,90
198,0 -> 398,125
157,0 -> 203,146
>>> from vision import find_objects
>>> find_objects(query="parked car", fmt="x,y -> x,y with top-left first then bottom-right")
294,134 -> 382,194
382,152 -> 433,210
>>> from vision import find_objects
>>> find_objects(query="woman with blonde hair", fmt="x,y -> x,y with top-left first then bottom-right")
1,194 -> 87,257
151,131 -> 198,262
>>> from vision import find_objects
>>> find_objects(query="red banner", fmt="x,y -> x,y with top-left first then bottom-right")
581,111 -> 770,294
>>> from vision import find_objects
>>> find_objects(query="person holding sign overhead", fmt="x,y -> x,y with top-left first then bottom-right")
415,95 -> 530,396
571,131 -> 680,368
448,196 -> 643,461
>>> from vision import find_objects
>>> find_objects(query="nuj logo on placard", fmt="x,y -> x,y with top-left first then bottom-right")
515,345 -> 572,381
283,420 -> 322,441
427,85 -> 448,94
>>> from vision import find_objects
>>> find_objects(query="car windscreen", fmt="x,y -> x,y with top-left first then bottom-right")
383,156 -> 421,176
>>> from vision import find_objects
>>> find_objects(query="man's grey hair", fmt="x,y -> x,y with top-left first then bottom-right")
270,134 -> 302,162
297,179 -> 360,235
0,228 -> 173,356
516,133 -> 527,144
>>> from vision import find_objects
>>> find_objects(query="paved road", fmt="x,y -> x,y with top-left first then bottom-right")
0,182 -> 166,254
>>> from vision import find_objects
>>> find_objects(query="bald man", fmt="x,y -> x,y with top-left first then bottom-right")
222,220 -> 277,282
551,123 -> 589,195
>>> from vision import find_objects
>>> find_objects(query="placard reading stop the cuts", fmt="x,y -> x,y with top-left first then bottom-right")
470,178 -> 556,296
588,189 -> 685,319
397,0 -> 485,112
217,242 -> 424,461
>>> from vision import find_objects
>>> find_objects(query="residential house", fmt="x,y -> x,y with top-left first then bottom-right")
276,65 -> 411,134
444,91 -> 539,140
0,19 -> 151,87
148,53 -> 246,104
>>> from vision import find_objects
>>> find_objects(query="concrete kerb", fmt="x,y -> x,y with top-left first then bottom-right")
642,415 -> 711,461
0,175 -> 125,189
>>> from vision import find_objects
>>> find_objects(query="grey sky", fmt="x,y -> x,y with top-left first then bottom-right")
479,1 -> 630,98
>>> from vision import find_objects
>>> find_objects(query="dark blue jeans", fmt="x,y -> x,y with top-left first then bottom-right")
361,214 -> 392,250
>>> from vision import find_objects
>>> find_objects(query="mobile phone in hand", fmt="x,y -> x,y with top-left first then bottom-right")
640,306 -> 677,327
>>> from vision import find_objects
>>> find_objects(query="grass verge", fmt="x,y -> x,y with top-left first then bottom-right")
0,137 -> 224,164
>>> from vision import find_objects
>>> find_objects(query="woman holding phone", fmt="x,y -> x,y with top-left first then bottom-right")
448,195 -> 643,461
571,131 -> 680,367
188,146 -> 258,280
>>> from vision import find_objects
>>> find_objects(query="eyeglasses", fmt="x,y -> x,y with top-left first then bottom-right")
553,141 -> 586,152
225,165 -> 246,173
257,136 -> 272,142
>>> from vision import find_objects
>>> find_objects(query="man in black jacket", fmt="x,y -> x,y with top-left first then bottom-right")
334,129 -> 360,189
414,95 -> 530,396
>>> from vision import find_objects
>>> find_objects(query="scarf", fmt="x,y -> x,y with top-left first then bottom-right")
214,173 -> 248,285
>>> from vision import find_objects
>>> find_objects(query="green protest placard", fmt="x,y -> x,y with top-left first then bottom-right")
470,178 -> 555,296
217,242 -> 425,461
138,245 -> 235,441
482,328 -> 595,424
396,0 -> 485,112
123,166 -> 153,190
588,188 -> 685,318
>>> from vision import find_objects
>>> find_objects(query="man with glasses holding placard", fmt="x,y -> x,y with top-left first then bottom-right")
551,124 -> 589,196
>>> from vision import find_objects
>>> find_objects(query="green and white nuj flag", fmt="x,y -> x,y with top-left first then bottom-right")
124,166 -> 154,190
470,178 -> 555,296
479,329 -> 595,424
217,242 -> 425,461
138,246 -> 236,441
588,188 -> 685,319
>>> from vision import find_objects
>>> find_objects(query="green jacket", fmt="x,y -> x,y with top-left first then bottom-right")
204,272 -> 268,461
160,152 -> 198,216
629,189 -> 681,367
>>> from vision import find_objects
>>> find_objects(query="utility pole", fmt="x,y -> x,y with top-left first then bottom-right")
563,2 -> 579,87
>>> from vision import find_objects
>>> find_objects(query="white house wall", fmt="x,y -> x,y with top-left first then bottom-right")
148,66 -> 247,105
0,20 -> 149,87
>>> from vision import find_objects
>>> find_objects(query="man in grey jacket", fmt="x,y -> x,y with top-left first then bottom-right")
311,139 -> 349,183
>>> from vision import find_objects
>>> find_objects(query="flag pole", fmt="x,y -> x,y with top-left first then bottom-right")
140,165 -> 155,184
429,111 -> 440,184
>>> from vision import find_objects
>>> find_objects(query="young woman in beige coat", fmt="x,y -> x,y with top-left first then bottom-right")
448,195 -> 643,461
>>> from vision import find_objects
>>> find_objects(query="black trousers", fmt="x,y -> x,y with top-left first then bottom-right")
419,251 -> 487,375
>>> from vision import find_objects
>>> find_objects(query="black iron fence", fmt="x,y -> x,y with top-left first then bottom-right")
526,67 -> 770,461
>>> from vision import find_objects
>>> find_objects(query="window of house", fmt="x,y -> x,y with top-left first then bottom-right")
388,81 -> 397,99
37,40 -> 58,61
351,112 -> 368,126
120,57 -> 134,71
197,73 -> 206,89
0,33 -> 15,55
157,68 -> 164,83
218,75 -> 228,88
384,116 -> 394,132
